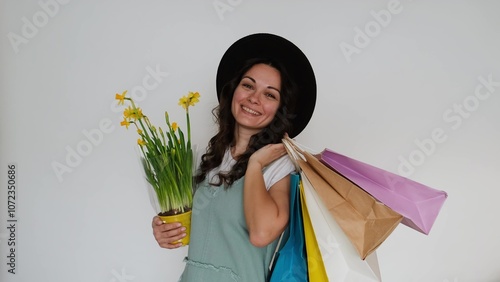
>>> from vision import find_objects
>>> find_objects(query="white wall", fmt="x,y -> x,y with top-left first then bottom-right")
1,1 -> 499,281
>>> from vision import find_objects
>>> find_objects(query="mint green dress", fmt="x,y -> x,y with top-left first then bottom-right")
179,150 -> 294,282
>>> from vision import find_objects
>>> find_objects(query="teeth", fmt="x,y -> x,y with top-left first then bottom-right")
242,106 -> 260,115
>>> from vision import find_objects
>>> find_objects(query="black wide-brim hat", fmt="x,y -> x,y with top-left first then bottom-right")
216,33 -> 316,138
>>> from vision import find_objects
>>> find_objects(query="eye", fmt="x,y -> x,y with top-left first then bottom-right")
241,83 -> 254,90
265,92 -> 277,100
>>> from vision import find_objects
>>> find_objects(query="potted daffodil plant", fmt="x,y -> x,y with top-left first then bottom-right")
116,90 -> 200,246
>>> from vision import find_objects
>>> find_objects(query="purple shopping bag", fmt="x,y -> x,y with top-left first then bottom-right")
320,149 -> 448,235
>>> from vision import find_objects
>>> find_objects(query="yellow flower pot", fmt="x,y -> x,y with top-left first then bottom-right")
159,210 -> 192,246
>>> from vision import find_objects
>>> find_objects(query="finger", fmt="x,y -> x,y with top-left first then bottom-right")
158,238 -> 183,249
157,232 -> 187,249
152,216 -> 164,227
270,144 -> 286,155
161,242 -> 183,249
153,224 -> 185,241
159,222 -> 182,232
275,143 -> 285,151
160,241 -> 183,249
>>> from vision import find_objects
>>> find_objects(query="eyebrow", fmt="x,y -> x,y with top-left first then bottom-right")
242,76 -> 281,94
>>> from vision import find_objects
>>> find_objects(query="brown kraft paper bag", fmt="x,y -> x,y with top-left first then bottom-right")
283,136 -> 403,259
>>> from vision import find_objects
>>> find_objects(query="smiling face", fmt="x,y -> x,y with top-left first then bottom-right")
231,63 -> 282,136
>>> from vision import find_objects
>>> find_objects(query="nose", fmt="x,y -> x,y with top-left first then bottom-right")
247,91 -> 260,104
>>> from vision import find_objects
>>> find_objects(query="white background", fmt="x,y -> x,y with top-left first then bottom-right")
1,0 -> 499,281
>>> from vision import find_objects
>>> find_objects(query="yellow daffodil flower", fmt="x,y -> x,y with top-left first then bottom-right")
115,90 -> 127,105
133,108 -> 144,120
137,129 -> 143,135
178,96 -> 189,109
188,92 -> 200,106
123,106 -> 134,119
137,139 -> 146,146
171,122 -> 178,132
124,107 -> 144,121
120,119 -> 131,129
178,92 -> 201,110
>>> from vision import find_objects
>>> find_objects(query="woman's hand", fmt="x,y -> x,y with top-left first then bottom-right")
249,143 -> 287,169
151,216 -> 186,249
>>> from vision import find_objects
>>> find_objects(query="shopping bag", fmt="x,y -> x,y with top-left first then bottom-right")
268,173 -> 307,282
302,172 -> 382,281
299,179 -> 329,281
320,149 -> 448,235
283,136 -> 402,259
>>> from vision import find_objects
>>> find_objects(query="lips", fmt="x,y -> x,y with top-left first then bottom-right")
241,106 -> 261,116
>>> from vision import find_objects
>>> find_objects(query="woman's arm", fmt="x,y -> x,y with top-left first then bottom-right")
243,143 -> 291,248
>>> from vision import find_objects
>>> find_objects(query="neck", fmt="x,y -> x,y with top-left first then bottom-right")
232,125 -> 258,157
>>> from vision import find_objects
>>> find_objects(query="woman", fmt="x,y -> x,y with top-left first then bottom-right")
152,33 -> 316,281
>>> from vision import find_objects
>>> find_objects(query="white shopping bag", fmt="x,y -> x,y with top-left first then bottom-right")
301,173 -> 383,281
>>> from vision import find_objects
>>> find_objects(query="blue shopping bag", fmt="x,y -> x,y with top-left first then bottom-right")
268,172 -> 308,282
